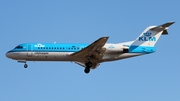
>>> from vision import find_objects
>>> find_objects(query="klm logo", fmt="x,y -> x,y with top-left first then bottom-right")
34,43 -> 45,47
143,32 -> 151,36
139,37 -> 156,41
139,32 -> 156,41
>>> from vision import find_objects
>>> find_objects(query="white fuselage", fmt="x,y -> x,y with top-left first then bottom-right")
6,43 -> 144,63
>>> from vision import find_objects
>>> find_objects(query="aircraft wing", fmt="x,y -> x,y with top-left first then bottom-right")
71,37 -> 109,65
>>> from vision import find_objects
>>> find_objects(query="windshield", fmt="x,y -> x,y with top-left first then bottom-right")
14,45 -> 23,49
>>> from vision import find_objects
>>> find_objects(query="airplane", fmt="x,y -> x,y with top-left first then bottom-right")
6,22 -> 175,74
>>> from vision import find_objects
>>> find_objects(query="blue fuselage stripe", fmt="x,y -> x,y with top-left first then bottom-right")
9,43 -> 89,53
129,45 -> 156,53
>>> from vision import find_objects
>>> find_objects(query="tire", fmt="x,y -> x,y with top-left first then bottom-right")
84,68 -> 90,74
24,64 -> 28,68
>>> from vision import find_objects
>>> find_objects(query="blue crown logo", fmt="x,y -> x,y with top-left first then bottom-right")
143,32 -> 151,36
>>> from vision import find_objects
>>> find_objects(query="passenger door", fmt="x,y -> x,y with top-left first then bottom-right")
27,44 -> 32,57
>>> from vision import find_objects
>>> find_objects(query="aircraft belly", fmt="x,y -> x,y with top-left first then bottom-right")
13,52 -> 75,61
101,53 -> 144,62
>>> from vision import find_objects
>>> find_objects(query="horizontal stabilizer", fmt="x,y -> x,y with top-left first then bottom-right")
150,22 -> 175,32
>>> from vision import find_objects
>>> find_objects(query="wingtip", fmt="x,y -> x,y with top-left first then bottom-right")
168,21 -> 175,24
160,21 -> 175,28
102,36 -> 109,39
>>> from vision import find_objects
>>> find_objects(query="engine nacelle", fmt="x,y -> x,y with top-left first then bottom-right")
122,46 -> 129,53
105,44 -> 129,53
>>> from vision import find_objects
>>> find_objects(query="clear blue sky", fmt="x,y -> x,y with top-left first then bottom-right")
1,0 -> 180,101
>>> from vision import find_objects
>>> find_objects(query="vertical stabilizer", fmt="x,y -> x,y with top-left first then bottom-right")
131,22 -> 175,47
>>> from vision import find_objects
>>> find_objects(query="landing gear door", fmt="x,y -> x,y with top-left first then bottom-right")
27,44 -> 32,57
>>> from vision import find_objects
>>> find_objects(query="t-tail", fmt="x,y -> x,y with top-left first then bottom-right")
126,22 -> 175,53
131,22 -> 175,47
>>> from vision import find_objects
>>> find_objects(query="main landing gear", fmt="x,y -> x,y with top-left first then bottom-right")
84,62 -> 92,74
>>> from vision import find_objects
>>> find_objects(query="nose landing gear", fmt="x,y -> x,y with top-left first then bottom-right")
24,63 -> 28,68
18,60 -> 28,68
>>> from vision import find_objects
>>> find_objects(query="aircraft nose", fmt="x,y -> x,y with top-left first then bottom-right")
6,51 -> 13,58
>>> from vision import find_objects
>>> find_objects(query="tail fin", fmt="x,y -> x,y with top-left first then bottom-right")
131,22 -> 175,46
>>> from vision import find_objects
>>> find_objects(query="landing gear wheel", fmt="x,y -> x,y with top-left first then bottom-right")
24,64 -> 28,68
85,62 -> 92,67
84,61 -> 92,74
84,68 -> 90,74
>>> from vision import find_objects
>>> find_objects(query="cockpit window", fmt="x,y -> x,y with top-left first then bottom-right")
15,45 -> 23,49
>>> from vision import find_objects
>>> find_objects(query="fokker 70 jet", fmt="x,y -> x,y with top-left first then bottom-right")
6,22 -> 174,73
